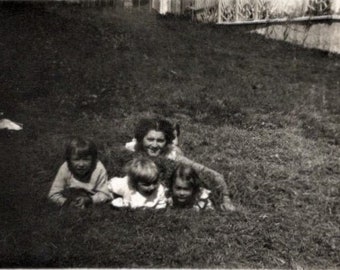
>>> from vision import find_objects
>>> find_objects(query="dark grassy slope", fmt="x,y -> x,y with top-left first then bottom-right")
0,2 -> 339,268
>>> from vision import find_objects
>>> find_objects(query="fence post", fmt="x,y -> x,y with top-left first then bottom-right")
235,0 -> 238,21
254,0 -> 258,19
218,0 -> 221,23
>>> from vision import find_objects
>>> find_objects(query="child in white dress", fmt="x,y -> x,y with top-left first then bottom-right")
108,157 -> 167,209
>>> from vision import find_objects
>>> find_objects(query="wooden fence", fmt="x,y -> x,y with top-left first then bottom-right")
150,0 -> 340,23
217,0 -> 340,24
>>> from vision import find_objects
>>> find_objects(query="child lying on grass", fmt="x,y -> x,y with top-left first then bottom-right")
108,156 -> 167,209
167,164 -> 214,211
48,137 -> 112,208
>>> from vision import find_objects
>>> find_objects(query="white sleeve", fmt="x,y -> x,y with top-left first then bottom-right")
155,185 -> 167,209
111,197 -> 129,208
108,177 -> 128,197
125,138 -> 137,152
48,163 -> 69,206
91,163 -> 112,203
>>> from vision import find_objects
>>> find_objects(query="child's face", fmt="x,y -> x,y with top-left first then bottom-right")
172,177 -> 194,205
136,179 -> 159,196
70,154 -> 93,177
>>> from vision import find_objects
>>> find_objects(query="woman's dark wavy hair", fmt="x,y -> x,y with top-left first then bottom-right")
169,164 -> 201,198
65,137 -> 98,175
134,118 -> 175,153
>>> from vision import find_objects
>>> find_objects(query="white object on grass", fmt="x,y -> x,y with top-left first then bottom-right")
0,119 -> 23,130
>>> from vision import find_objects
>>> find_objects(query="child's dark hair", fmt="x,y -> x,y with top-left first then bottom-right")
65,137 -> 98,172
169,164 -> 201,196
124,156 -> 159,190
134,118 -> 175,152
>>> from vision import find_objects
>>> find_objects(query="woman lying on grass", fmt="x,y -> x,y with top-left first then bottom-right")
48,137 -> 112,209
125,117 -> 235,211
167,164 -> 214,211
108,156 -> 167,209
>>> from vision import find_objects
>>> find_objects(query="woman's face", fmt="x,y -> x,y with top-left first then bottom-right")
142,130 -> 167,157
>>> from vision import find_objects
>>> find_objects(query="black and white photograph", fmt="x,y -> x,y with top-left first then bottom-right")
0,0 -> 339,268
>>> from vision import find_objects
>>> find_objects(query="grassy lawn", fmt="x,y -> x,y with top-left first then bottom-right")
0,1 -> 339,268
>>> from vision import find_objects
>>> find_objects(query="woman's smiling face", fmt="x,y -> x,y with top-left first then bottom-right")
142,130 -> 166,157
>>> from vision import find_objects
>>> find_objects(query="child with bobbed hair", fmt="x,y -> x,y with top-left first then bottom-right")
167,164 -> 214,211
48,137 -> 112,208
108,156 -> 167,209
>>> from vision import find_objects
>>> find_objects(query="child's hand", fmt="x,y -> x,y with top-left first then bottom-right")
62,188 -> 93,209
70,196 -> 92,209
220,195 -> 236,211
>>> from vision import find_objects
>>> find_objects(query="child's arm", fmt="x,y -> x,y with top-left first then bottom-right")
194,188 -> 215,211
108,176 -> 130,207
107,176 -> 128,197
175,155 -> 235,211
154,185 -> 167,209
92,162 -> 113,204
155,200 -> 167,209
48,163 -> 69,206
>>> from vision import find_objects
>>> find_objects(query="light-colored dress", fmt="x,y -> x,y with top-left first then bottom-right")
167,188 -> 214,211
108,176 -> 167,209
48,161 -> 112,206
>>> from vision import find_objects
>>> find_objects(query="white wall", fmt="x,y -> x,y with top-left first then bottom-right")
160,0 -> 170,14
256,22 -> 340,54
331,0 -> 340,13
220,0 -> 339,17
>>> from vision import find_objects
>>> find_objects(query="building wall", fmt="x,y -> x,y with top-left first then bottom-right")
152,0 -> 218,14
255,22 -> 340,54
331,0 -> 340,12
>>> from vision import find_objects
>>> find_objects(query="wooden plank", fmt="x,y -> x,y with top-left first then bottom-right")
217,14 -> 340,25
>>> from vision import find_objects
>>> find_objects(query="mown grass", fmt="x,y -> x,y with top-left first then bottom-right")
0,1 -> 339,268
